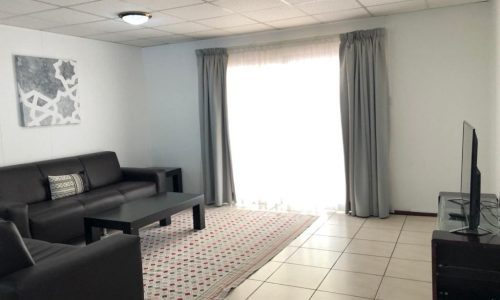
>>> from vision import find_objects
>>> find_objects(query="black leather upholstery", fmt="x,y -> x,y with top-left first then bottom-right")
122,168 -> 167,194
67,187 -> 125,215
0,234 -> 144,300
23,238 -> 76,262
0,164 -> 46,204
79,152 -> 123,189
110,181 -> 157,201
29,199 -> 84,243
0,220 -> 34,278
2,202 -> 31,238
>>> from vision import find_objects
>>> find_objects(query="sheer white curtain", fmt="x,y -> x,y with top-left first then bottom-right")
226,38 -> 344,213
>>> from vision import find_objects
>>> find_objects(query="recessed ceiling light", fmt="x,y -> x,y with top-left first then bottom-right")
119,11 -> 152,25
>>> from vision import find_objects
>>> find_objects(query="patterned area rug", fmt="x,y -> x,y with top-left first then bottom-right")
140,206 -> 317,299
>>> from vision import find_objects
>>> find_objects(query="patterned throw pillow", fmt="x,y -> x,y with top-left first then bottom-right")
48,173 -> 89,200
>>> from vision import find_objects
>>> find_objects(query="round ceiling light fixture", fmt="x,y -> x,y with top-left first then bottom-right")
119,11 -> 152,25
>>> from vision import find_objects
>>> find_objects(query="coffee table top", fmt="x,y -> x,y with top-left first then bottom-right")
85,192 -> 204,223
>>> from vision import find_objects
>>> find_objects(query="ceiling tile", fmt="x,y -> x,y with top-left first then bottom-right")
0,11 -> 12,19
427,0 -> 483,8
89,31 -> 148,42
367,0 -> 427,16
0,15 -> 59,29
197,14 -> 256,28
148,34 -> 195,43
29,8 -> 104,26
313,7 -> 369,22
267,15 -> 318,29
124,28 -> 173,38
0,0 -> 56,14
225,23 -> 274,34
36,0 -> 98,6
121,0 -> 204,11
119,38 -> 165,47
87,19 -> 138,32
142,12 -> 184,27
358,0 -> 405,6
185,28 -> 231,38
162,3 -> 233,20
46,22 -> 110,36
155,21 -> 212,34
71,0 -> 150,19
296,0 -> 361,15
243,6 -> 306,22
211,0 -> 284,13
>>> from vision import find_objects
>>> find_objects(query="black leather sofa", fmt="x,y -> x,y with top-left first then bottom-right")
0,151 -> 166,243
0,219 -> 144,300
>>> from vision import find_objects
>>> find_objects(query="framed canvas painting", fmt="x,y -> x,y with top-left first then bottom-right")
15,55 -> 80,127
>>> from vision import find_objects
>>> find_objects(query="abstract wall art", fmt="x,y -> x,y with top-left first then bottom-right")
15,55 -> 80,127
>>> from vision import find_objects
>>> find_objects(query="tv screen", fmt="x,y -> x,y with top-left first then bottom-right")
460,122 -> 474,203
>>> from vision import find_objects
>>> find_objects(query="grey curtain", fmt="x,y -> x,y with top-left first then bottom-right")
339,28 -> 390,218
196,48 -> 235,206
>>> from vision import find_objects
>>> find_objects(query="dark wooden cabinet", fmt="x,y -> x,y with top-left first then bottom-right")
432,192 -> 500,300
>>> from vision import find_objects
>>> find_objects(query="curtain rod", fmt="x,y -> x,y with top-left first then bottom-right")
225,33 -> 340,52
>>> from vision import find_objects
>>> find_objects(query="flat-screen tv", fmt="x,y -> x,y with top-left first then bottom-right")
460,121 -> 482,233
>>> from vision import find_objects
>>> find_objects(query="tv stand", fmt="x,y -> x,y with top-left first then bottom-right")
433,192 -> 500,299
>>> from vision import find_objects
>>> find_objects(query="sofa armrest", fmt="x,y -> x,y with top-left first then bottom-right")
0,203 -> 30,238
122,167 -> 166,194
0,234 -> 144,300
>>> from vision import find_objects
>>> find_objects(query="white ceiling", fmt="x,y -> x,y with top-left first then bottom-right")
0,0 -> 486,47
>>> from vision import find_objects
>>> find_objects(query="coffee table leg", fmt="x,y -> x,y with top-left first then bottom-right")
193,204 -> 205,230
84,222 -> 101,244
124,225 -> 139,235
159,216 -> 171,226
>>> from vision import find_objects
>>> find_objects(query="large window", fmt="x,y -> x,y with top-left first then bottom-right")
226,39 -> 345,213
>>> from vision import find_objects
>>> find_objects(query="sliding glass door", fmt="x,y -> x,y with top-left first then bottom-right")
226,39 -> 345,213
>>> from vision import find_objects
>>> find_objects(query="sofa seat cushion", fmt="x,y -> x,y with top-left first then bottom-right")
23,238 -> 77,263
67,188 -> 125,215
110,181 -> 157,201
28,199 -> 84,243
0,220 -> 34,278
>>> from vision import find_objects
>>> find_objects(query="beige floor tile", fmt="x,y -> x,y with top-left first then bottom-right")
302,235 -> 351,251
405,216 -> 437,223
355,227 -> 400,243
376,277 -> 432,300
272,246 -> 299,262
345,239 -> 395,257
249,261 -> 282,281
392,243 -> 431,262
311,291 -> 370,300
267,263 -> 329,289
333,253 -> 389,275
398,231 -> 432,245
318,270 -> 382,298
402,220 -> 437,232
327,214 -> 366,226
385,258 -> 432,282
286,248 -> 341,268
363,215 -> 406,230
289,232 -> 313,247
225,279 -> 263,300
315,224 -> 360,238
248,282 -> 314,300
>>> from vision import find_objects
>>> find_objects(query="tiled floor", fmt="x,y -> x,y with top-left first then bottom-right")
225,213 -> 435,300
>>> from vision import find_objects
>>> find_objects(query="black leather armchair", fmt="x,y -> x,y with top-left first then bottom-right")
0,220 -> 144,300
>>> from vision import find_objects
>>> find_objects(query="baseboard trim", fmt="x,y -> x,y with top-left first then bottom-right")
393,210 -> 437,217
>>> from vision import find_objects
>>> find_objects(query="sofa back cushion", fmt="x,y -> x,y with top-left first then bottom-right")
0,164 -> 46,204
37,157 -> 86,199
0,220 -> 35,278
78,152 -> 122,189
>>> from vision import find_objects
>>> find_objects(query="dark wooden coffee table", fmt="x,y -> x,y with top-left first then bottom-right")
84,192 -> 205,244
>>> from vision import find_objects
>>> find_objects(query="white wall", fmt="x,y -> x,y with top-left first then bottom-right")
493,0 -> 500,194
0,25 -> 151,167
143,2 -> 494,213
